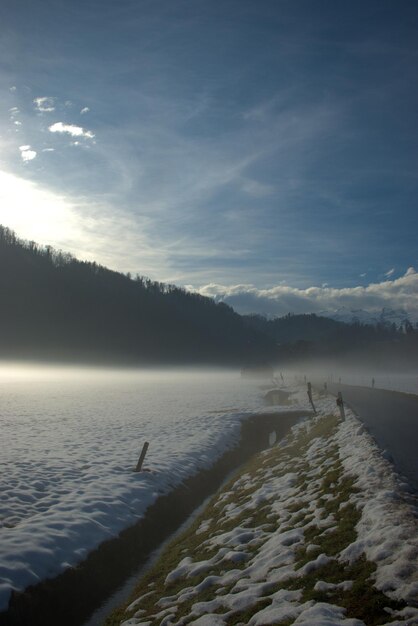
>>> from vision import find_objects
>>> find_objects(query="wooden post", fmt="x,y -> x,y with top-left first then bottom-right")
324,381 -> 328,393
135,441 -> 149,472
336,392 -> 345,421
307,382 -> 317,415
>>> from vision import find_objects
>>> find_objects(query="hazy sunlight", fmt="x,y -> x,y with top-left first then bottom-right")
0,170 -> 80,246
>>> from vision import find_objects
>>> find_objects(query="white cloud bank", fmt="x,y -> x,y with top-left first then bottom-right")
48,122 -> 95,139
191,269 -> 418,318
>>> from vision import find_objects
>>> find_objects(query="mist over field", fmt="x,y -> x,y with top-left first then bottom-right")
0,361 -> 234,384
282,361 -> 418,394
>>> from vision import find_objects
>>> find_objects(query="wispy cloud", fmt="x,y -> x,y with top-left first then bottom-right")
48,122 -> 95,139
34,96 -> 56,112
240,178 -> 275,197
80,107 -> 90,115
191,269 -> 418,317
9,107 -> 22,128
385,268 -> 395,278
19,145 -> 37,161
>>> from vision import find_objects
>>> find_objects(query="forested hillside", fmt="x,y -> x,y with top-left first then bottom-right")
243,312 -> 346,343
1,225 -> 416,368
0,226 -> 274,365
243,312 -> 418,367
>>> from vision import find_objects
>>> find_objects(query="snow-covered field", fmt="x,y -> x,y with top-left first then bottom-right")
0,365 -> 264,612
1,363 -> 417,618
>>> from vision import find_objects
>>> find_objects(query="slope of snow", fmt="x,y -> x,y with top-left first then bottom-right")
119,388 -> 418,626
0,367 -> 265,612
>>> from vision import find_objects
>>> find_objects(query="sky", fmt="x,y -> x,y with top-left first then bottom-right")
1,0 -> 418,317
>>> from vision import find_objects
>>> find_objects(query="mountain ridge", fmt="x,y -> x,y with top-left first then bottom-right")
319,306 -> 417,328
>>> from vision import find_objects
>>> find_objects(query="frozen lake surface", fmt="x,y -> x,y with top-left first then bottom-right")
0,365 -> 263,611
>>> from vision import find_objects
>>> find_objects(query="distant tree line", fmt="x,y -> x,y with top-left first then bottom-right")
242,312 -> 418,368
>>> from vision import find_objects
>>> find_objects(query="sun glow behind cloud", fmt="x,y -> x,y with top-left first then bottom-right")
0,169 -> 174,280
0,170 -> 81,245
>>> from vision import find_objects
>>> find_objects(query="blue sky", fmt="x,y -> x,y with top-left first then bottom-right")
1,0 -> 418,316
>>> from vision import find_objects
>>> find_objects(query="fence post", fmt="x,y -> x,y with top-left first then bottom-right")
336,392 -> 345,421
324,382 -> 328,393
307,382 -> 317,415
135,441 -> 149,472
